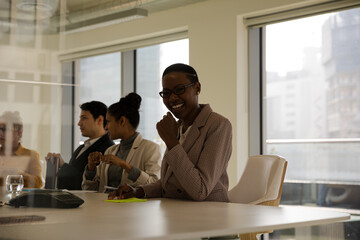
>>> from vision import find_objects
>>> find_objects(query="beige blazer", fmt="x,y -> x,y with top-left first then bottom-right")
142,104 -> 232,202
82,134 -> 161,192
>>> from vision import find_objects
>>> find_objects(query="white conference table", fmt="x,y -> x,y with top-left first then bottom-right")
0,189 -> 350,240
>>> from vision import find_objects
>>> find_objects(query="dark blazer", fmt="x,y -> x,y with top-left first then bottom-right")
57,133 -> 114,190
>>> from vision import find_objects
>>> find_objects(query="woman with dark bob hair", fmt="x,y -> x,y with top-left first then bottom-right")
109,64 -> 232,202
82,93 -> 161,192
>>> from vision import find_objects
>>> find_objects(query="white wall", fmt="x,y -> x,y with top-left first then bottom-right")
60,0 -> 321,187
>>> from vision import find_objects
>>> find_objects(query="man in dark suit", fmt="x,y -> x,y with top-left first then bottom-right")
46,101 -> 114,190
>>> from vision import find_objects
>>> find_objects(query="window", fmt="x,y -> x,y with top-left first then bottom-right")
78,53 -> 121,107
136,39 -> 189,151
74,53 -> 122,144
264,7 -> 360,188
249,6 -> 360,240
69,39 -> 189,149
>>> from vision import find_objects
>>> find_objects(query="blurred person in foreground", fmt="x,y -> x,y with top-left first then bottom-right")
0,111 -> 42,188
109,63 -> 232,202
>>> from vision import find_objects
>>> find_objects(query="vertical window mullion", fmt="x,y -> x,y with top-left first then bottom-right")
122,50 -> 136,96
249,28 -> 263,156
61,61 -> 75,161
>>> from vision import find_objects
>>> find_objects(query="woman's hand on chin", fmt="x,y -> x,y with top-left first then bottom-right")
157,112 -> 179,150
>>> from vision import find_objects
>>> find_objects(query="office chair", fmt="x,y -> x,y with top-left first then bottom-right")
229,155 -> 288,240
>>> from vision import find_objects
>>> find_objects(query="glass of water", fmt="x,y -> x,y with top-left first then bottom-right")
6,175 -> 24,193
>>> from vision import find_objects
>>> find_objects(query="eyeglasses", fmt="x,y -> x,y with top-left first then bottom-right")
159,83 -> 195,98
0,125 -> 21,132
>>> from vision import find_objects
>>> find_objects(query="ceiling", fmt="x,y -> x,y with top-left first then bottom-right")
0,0 -> 209,34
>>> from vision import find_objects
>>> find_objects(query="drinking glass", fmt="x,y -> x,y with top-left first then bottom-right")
6,175 -> 24,193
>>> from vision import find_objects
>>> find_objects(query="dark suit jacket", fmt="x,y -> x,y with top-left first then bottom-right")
57,133 -> 114,190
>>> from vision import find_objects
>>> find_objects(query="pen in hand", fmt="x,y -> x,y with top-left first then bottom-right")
126,184 -> 136,192
118,184 -> 137,199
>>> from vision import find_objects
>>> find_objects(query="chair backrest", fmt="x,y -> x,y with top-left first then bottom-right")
229,155 -> 287,206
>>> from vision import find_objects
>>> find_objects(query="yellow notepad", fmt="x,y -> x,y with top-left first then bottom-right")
104,198 -> 147,203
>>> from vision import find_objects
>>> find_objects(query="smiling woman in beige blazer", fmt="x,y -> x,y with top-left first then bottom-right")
82,93 -> 161,193
109,64 -> 232,202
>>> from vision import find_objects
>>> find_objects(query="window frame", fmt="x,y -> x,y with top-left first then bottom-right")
60,33 -> 188,153
247,5 -> 360,215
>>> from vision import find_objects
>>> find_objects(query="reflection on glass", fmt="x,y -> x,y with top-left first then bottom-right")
0,0 -> 64,185
0,111 -> 43,188
136,39 -> 189,150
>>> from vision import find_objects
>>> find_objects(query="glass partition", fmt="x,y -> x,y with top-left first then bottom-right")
0,1 -> 63,187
